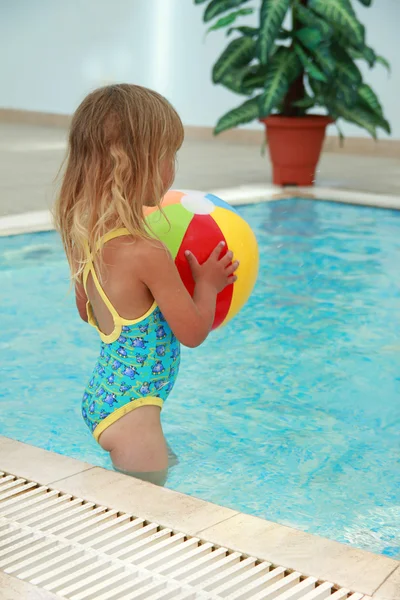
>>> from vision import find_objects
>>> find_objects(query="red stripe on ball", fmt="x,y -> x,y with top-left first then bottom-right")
175,214 -> 233,329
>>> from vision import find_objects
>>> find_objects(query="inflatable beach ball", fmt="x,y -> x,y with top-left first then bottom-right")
145,190 -> 259,329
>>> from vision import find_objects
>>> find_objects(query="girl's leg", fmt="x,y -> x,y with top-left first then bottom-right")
113,466 -> 168,487
98,406 -> 169,484
167,442 -> 179,468
115,439 -> 178,487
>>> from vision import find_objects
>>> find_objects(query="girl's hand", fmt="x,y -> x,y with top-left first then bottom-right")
185,242 -> 239,293
138,238 -> 238,347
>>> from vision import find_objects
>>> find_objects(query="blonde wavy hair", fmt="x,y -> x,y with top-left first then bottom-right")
54,83 -> 184,282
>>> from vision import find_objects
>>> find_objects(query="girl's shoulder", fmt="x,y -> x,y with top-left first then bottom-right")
103,234 -> 167,259
101,234 -> 172,278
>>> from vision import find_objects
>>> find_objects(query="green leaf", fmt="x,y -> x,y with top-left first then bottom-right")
207,8 -> 253,33
320,63 -> 359,107
379,117 -> 391,135
292,95 -> 317,109
295,43 -> 328,82
261,137 -> 267,157
219,69 -> 248,94
332,46 -> 362,83
214,96 -> 261,134
212,36 -> 256,83
358,84 -> 390,133
259,48 -> 302,116
335,62 -> 362,85
356,0 -> 372,5
313,46 -> 336,77
241,65 -> 269,92
204,0 -> 251,23
376,55 -> 391,72
351,104 -> 390,136
227,25 -> 259,37
258,0 -> 291,64
336,122 -> 345,146
333,103 -> 380,138
308,78 -> 324,100
358,83 -> 383,115
294,3 -> 333,37
295,27 -> 323,50
361,46 -> 376,68
219,64 -> 266,95
277,29 -> 292,40
334,79 -> 358,107
194,0 -> 208,4
348,45 -> 376,68
309,0 -> 364,46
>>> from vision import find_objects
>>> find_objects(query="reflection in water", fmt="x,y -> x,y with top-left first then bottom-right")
1,244 -> 58,268
265,198 -> 320,238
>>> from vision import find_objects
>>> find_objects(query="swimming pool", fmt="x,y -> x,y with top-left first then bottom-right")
1,198 -> 399,558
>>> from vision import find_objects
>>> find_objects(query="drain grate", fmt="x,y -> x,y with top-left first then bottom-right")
0,471 -> 366,599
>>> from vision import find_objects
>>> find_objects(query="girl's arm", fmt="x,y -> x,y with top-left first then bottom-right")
138,239 -> 238,348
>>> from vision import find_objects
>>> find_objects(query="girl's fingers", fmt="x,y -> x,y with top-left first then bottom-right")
225,261 -> 239,275
211,241 -> 226,260
185,250 -> 200,274
227,275 -> 238,284
220,250 -> 234,266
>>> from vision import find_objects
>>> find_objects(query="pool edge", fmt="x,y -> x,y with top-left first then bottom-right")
0,435 -> 398,597
1,185 -> 400,237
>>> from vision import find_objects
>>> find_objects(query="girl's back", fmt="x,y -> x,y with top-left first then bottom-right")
83,234 -> 156,334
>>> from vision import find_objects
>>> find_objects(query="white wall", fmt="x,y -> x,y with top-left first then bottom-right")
0,0 -> 399,138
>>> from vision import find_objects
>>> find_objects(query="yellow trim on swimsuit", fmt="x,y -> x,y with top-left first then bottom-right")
82,228 -> 157,344
93,397 -> 164,442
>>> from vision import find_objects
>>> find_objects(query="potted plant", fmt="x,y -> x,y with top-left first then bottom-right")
195,0 -> 391,186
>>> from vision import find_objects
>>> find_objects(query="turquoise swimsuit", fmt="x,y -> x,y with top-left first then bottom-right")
81,229 -> 180,442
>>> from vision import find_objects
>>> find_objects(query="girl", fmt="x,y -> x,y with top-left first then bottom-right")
54,84 -> 239,485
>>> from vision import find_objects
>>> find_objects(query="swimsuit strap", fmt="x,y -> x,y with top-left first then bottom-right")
82,228 -> 131,324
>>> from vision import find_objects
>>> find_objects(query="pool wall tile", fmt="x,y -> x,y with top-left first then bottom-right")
197,512 -> 400,596
373,566 -> 400,600
0,436 -> 94,484
53,466 -> 239,537
1,186 -> 400,238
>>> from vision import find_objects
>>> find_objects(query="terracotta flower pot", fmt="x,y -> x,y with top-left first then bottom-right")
260,115 -> 333,186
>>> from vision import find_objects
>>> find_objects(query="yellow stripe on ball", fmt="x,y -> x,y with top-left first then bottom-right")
212,207 -> 259,326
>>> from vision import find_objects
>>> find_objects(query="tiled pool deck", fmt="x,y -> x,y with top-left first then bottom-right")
0,435 -> 399,599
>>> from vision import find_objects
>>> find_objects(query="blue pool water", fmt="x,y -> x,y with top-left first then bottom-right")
1,198 -> 399,557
